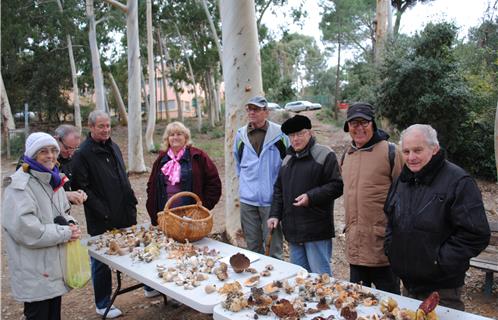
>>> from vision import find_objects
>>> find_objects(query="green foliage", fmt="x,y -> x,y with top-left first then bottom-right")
6,132 -> 27,159
377,22 -> 496,180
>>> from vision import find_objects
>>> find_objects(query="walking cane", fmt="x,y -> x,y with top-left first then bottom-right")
265,228 -> 275,256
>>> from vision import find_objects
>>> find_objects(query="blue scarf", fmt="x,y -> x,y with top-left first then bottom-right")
23,156 -> 67,191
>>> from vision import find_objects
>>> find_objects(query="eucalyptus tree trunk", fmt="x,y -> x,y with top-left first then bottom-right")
208,70 -> 216,127
0,73 -> 15,131
174,89 -> 183,122
127,0 -> 146,172
144,0 -> 156,151
86,0 -> 106,111
174,24 -> 201,132
334,35 -> 341,120
107,72 -> 128,126
200,0 -> 222,62
141,65 -> 150,120
157,29 -> 170,122
220,0 -> 263,246
56,0 -> 82,129
375,0 -> 389,64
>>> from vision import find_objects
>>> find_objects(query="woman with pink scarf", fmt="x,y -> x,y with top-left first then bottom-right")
144,121 -> 221,298
146,121 -> 222,226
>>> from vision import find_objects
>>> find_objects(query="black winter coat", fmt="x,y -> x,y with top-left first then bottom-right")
72,134 -> 137,236
384,152 -> 490,293
270,138 -> 343,243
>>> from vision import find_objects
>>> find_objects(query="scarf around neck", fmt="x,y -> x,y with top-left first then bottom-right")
161,147 -> 186,185
23,155 -> 67,191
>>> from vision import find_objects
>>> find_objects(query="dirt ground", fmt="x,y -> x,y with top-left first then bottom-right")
1,111 -> 497,319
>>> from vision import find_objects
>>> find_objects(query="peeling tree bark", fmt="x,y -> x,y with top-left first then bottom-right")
144,0 -> 156,151
127,0 -> 146,172
220,0 -> 263,246
375,0 -> 389,64
107,72 -> 128,126
174,24 -> 201,132
56,0 -> 82,130
86,0 -> 107,110
157,29 -> 170,122
1,73 -> 15,130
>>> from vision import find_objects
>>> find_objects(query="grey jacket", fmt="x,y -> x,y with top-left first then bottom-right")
2,168 -> 73,302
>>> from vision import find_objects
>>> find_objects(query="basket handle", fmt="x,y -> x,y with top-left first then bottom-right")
164,191 -> 203,211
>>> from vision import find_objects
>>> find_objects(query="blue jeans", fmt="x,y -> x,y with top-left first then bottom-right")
289,239 -> 332,275
91,257 -> 112,309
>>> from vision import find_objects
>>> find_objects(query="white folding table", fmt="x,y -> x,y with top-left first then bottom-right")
213,276 -> 493,320
85,235 -> 305,317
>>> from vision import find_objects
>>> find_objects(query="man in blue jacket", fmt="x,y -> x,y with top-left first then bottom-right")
234,96 -> 288,259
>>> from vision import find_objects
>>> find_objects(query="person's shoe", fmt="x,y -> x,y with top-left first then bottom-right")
95,305 -> 122,318
144,289 -> 161,298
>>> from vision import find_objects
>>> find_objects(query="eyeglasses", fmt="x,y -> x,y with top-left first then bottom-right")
59,138 -> 79,151
288,130 -> 309,139
246,106 -> 266,113
348,119 -> 371,128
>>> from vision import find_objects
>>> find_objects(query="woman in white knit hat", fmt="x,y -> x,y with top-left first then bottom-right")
2,132 -> 81,320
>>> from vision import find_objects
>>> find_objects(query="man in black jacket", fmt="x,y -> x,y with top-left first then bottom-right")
72,110 -> 137,318
384,124 -> 490,310
267,115 -> 343,275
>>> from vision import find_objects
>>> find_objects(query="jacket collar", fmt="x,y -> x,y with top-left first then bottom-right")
289,136 -> 316,159
399,150 -> 445,185
29,169 -> 53,185
348,129 -> 389,154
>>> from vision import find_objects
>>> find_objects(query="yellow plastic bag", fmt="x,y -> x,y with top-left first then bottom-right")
65,240 -> 91,289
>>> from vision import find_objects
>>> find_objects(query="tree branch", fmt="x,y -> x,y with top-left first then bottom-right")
103,0 -> 128,13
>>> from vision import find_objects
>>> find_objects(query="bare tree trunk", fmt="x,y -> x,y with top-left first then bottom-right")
375,0 -> 389,64
210,70 -> 220,123
204,72 -> 213,126
127,0 -> 146,173
157,28 -> 170,122
200,0 -> 222,62
56,0 -> 81,130
214,75 -> 221,122
141,66 -> 150,120
0,73 -> 15,131
144,0 -> 156,151
220,0 -> 263,246
86,0 -> 106,111
334,34 -> 341,120
174,24 -> 201,132
174,89 -> 183,122
107,72 -> 128,126
206,71 -> 216,127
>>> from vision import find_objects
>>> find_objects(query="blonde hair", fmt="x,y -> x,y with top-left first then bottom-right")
161,121 -> 193,150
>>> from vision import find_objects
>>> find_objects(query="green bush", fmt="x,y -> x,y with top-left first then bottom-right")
377,22 -> 496,180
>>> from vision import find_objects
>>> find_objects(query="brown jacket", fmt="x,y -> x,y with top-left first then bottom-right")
341,139 -> 403,267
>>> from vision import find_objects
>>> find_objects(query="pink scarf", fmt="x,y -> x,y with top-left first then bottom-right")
161,147 -> 185,185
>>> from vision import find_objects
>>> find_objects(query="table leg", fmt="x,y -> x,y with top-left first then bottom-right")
102,270 -> 144,319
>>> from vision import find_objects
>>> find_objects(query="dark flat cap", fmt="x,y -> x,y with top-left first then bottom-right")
281,115 -> 312,135
344,102 -> 375,132
246,96 -> 268,108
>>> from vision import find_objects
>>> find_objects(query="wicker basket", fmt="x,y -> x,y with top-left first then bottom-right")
157,191 -> 213,243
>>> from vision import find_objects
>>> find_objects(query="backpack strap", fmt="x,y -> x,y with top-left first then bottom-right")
236,139 -> 245,163
238,136 -> 288,162
388,142 -> 396,172
274,137 -> 287,160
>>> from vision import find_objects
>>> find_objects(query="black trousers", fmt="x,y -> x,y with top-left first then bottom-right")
24,296 -> 62,320
350,264 -> 400,294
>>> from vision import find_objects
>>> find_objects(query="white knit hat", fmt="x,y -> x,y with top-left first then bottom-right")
24,132 -> 60,158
